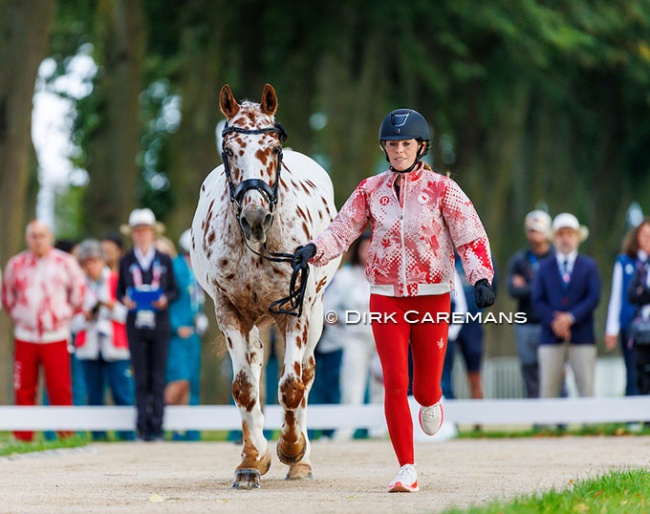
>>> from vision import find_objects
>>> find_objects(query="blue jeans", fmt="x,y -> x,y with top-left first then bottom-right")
81,357 -> 135,440
441,338 -> 456,399
515,323 -> 542,398
308,349 -> 342,439
620,331 -> 639,396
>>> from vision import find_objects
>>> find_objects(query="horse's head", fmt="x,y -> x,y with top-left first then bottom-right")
219,83 -> 287,244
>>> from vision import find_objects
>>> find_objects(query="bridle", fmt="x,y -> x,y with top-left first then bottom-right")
221,120 -> 309,317
221,121 -> 287,219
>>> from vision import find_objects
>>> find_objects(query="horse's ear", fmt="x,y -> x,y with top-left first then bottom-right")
219,84 -> 240,118
260,83 -> 278,116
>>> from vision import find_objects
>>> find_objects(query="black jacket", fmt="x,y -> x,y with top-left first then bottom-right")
116,249 -> 178,333
507,247 -> 553,324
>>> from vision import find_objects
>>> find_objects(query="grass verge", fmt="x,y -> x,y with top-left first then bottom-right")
0,433 -> 88,457
441,468 -> 650,514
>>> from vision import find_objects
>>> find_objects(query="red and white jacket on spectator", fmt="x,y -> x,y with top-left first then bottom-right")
73,267 -> 130,361
311,164 -> 494,297
1,249 -> 86,343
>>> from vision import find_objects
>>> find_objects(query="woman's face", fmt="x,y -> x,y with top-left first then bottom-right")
81,256 -> 105,281
637,222 -> 650,254
131,225 -> 156,250
383,139 -> 423,172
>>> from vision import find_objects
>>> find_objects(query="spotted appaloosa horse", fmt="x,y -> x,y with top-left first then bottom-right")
190,84 -> 340,489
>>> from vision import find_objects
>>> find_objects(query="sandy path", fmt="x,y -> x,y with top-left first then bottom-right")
1,437 -> 648,513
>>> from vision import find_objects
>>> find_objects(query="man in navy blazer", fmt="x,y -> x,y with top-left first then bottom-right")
532,213 -> 600,400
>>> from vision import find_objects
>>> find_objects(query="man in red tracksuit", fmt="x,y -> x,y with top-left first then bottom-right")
2,220 -> 86,441
292,109 -> 495,493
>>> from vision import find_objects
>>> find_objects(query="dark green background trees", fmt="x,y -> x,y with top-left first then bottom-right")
1,0 -> 649,403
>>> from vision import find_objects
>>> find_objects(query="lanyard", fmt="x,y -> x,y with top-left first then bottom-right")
130,259 -> 162,288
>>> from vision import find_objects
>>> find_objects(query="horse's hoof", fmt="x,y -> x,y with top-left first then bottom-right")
233,468 -> 261,489
286,462 -> 313,480
260,449 -> 272,476
276,433 -> 307,465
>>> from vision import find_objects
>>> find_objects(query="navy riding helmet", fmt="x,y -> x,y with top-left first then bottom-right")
379,109 -> 430,171
379,108 -> 430,143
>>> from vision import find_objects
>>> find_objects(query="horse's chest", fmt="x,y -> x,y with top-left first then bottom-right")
211,254 -> 288,307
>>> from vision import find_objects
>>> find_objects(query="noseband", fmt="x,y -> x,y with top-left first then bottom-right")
221,120 -> 308,317
221,121 -> 287,221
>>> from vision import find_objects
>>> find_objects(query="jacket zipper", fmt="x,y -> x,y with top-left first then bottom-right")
399,175 -> 407,294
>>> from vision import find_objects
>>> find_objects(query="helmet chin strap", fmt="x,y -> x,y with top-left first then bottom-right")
386,143 -> 428,174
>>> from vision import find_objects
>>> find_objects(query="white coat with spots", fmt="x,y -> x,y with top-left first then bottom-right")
190,84 -> 340,488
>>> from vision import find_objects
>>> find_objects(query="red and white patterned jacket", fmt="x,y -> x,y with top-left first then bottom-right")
311,164 -> 494,297
1,249 -> 86,343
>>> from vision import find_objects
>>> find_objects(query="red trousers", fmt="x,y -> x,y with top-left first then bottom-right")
370,293 -> 450,466
13,339 -> 73,442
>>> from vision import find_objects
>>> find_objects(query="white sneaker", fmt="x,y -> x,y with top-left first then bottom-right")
387,464 -> 419,493
419,402 -> 444,436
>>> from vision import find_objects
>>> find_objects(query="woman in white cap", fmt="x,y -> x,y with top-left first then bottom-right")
162,229 -> 207,441
116,208 -> 178,441
532,213 -> 600,404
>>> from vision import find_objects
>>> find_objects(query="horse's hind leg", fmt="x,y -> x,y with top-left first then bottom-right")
226,325 -> 271,489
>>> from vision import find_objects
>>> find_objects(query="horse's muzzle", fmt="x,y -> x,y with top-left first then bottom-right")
240,207 -> 273,243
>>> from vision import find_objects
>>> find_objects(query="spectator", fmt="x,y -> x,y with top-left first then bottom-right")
605,220 -> 650,396
507,210 -> 554,399
160,230 -> 208,441
42,239 -> 86,442
1,220 -> 86,442
308,308 -> 344,441
452,252 -> 497,405
117,209 -> 178,442
626,218 -> 650,397
532,213 -> 600,401
327,232 -> 385,441
101,233 -> 124,273
440,268 -> 468,400
73,239 -> 135,441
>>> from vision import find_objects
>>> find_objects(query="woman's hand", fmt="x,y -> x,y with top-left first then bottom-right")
152,294 -> 168,310
291,243 -> 317,271
474,279 -> 495,308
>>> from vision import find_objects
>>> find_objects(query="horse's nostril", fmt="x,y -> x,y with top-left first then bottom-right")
240,217 -> 251,233
263,214 -> 272,228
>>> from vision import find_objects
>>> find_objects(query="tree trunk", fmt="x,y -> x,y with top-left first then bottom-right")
83,0 -> 146,236
165,9 -> 224,239
0,0 -> 57,405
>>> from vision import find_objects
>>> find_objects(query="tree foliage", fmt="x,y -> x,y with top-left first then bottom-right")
2,1 -> 650,402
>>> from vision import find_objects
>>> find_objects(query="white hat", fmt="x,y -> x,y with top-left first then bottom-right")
524,210 -> 552,238
178,229 -> 192,254
552,212 -> 589,242
120,208 -> 166,236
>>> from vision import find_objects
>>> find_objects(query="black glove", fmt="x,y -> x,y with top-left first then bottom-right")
291,243 -> 317,271
474,278 -> 495,309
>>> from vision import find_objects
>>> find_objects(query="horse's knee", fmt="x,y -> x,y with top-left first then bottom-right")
232,370 -> 257,411
302,357 -> 315,389
279,374 -> 305,410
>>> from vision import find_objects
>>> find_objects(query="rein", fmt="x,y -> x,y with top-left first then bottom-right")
221,120 -> 308,317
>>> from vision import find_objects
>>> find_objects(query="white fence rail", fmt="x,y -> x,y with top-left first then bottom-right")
1,397 -> 649,431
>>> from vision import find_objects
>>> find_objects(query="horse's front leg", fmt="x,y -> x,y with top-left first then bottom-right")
224,324 -> 271,489
285,298 -> 326,480
276,312 -> 311,468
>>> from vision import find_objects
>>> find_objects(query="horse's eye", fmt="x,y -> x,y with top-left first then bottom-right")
224,147 -> 234,158
272,146 -> 282,155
